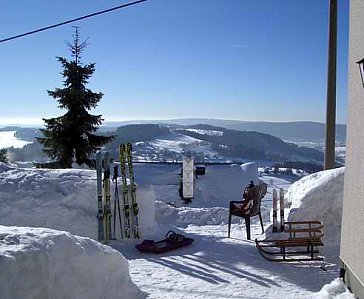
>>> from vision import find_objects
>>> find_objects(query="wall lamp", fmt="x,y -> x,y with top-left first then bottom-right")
357,58 -> 364,87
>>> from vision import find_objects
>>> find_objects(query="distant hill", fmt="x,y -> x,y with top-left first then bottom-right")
223,121 -> 346,143
4,119 -> 345,144
103,119 -> 346,143
178,124 -> 323,163
4,122 -> 326,165
100,123 -> 324,163
104,124 -> 171,158
107,124 -> 170,143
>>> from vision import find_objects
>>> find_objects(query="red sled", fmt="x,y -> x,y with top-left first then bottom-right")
135,230 -> 194,254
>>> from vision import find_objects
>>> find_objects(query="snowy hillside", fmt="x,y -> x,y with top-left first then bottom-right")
2,123 -> 329,166
133,132 -> 219,162
0,163 -> 353,298
101,119 -> 347,144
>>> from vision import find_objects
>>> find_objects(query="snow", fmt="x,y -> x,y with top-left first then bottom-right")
0,225 -> 144,299
335,146 -> 346,161
0,162 -> 354,298
134,133 -> 218,161
185,128 -> 224,136
313,278 -> 354,298
0,165 -> 155,240
286,167 -> 345,263
133,162 -> 258,209
149,134 -> 207,154
0,131 -> 31,148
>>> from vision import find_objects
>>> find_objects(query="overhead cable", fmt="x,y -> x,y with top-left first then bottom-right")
0,0 -> 147,44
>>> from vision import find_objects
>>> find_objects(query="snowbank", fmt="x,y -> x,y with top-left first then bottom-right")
155,200 -> 270,227
0,162 -> 259,241
286,167 -> 345,262
313,278 -> 354,298
0,164 -> 155,240
192,162 -> 258,208
0,225 -> 145,299
133,162 -> 258,210
152,162 -> 264,226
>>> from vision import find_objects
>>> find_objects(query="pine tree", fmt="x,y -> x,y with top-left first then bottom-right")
37,27 -> 114,168
0,148 -> 7,163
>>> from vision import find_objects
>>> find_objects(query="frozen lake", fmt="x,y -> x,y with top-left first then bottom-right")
0,131 -> 31,148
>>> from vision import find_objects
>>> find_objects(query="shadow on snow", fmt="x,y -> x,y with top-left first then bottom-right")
114,226 -> 336,293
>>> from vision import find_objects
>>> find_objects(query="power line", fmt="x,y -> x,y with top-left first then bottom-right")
0,0 -> 147,44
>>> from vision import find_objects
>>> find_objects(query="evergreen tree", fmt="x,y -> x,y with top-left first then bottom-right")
0,148 -> 8,163
37,28 -> 114,168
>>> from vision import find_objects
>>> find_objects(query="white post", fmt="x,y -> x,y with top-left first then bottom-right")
182,157 -> 194,199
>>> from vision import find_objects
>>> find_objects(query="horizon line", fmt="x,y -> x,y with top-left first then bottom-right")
0,116 -> 347,127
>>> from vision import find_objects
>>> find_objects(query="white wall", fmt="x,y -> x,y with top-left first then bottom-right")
340,0 -> 364,295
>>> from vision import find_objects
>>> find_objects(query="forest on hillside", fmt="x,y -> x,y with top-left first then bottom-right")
4,123 -> 325,165
179,124 -> 324,163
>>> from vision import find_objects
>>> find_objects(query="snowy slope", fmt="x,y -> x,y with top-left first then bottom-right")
0,225 -> 144,299
133,132 -> 218,162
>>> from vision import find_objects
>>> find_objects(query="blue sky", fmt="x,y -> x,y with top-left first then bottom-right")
0,0 -> 349,125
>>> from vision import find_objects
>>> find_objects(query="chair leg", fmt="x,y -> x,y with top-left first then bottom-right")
259,212 -> 264,234
245,217 -> 251,240
228,213 -> 232,238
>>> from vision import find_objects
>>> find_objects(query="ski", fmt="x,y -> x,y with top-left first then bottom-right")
112,165 -> 123,239
96,152 -> 104,242
126,143 -> 140,239
272,189 -> 278,233
119,144 -> 131,238
103,152 -> 112,242
279,188 -> 285,232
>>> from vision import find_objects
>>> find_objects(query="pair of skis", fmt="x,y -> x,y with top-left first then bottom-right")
119,143 -> 140,239
96,151 -> 112,243
272,188 -> 285,233
96,146 -> 140,241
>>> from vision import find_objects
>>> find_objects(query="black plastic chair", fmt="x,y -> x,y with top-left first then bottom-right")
227,183 -> 267,240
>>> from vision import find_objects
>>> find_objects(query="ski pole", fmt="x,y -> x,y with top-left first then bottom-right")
112,165 -> 118,239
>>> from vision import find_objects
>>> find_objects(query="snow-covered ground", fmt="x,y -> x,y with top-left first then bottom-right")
0,163 -> 353,298
0,131 -> 31,148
